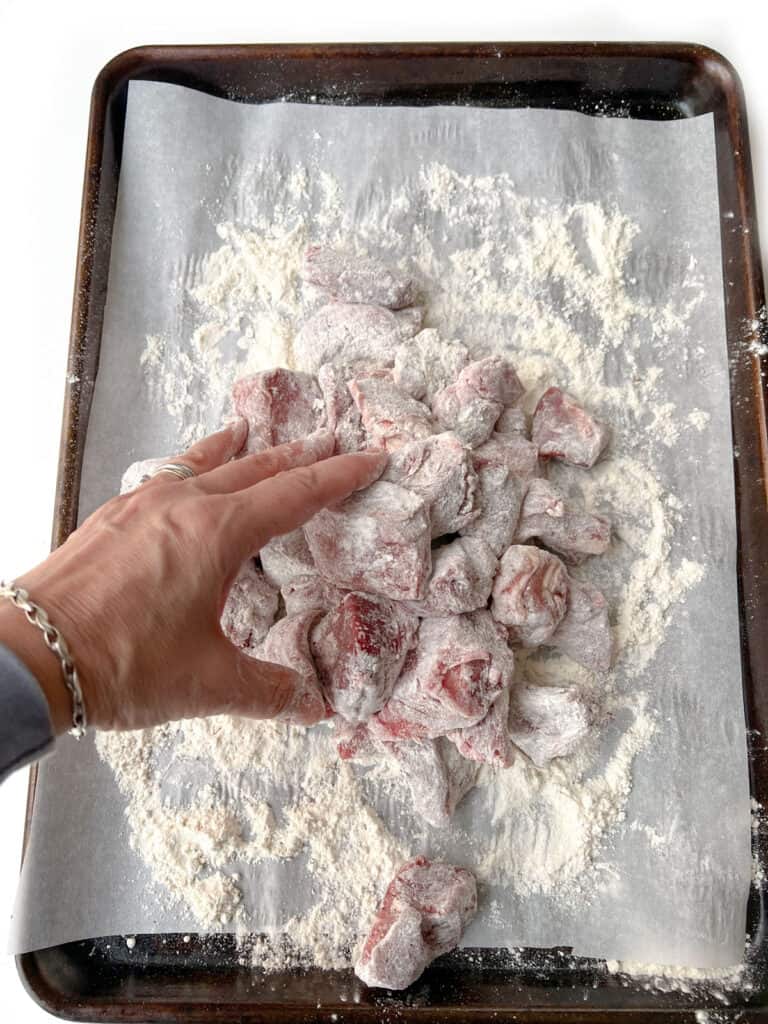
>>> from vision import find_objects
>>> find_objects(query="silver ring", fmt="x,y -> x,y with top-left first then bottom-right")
150,462 -> 197,482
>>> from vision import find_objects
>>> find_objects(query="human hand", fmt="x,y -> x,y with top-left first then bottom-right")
0,420 -> 387,734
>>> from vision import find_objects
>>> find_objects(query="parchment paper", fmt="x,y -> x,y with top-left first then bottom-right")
10,82 -> 751,969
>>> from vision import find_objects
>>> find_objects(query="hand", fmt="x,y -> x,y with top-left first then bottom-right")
0,420 -> 387,734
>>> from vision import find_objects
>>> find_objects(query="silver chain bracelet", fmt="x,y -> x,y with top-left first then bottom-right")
0,581 -> 87,739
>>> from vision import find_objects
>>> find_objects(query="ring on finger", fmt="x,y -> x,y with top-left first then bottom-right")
141,461 -> 197,484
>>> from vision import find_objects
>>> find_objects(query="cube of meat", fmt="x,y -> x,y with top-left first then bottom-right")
120,454 -> 171,493
335,719 -> 381,762
384,432 -> 478,538
258,612 -> 327,725
393,330 -> 468,401
515,478 -> 611,563
301,245 -> 417,309
404,537 -> 498,617
495,404 -> 529,437
312,593 -> 419,723
507,684 -> 592,767
259,528 -> 316,590
448,687 -> 514,768
460,433 -> 540,556
317,363 -> 365,453
491,545 -> 569,647
532,387 -> 609,468
304,481 -> 432,601
355,857 -> 477,990
293,303 -> 402,374
551,578 -> 614,671
394,306 -> 425,340
372,612 -> 514,740
220,560 -> 279,652
282,575 -> 342,617
348,375 -> 434,452
432,356 -> 525,448
388,737 -> 478,828
232,369 -> 324,455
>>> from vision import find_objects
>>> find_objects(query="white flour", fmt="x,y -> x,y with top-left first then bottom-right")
99,160 -> 716,974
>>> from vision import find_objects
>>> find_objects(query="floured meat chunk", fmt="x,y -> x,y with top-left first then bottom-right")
532,386 -> 609,468
394,306 -> 425,339
348,374 -> 434,452
495,404 -> 529,437
232,369 -> 323,455
393,329 -> 468,401
507,685 -> 592,767
515,478 -> 611,563
282,575 -> 342,616
317,363 -> 365,453
335,719 -> 380,762
355,857 -> 477,990
220,560 -> 279,652
302,245 -> 417,309
448,687 -> 514,768
460,433 -> 540,555
491,545 -> 569,647
312,593 -> 418,723
388,738 -> 477,828
372,611 -> 514,740
432,356 -> 525,448
304,481 -> 431,601
259,528 -> 316,590
404,537 -> 498,617
258,611 -> 327,725
293,303 -> 401,374
551,578 -> 614,671
384,432 -> 478,537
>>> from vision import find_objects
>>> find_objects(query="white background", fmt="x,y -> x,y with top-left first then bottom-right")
0,1 -> 764,1019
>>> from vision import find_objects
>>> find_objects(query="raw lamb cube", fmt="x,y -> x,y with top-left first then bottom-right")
551,578 -> 614,671
317,363 -> 365,453
388,737 -> 478,828
515,478 -> 611,563
494,405 -> 529,437
220,560 -> 279,651
532,387 -> 610,468
303,480 -> 432,601
301,245 -> 417,309
348,375 -> 434,452
335,719 -> 380,762
448,687 -> 514,768
394,306 -> 426,340
293,303 -> 402,374
507,684 -> 592,767
355,857 -> 477,990
393,329 -> 468,401
258,611 -> 327,725
372,611 -> 514,739
432,356 -> 523,448
282,575 -> 342,616
404,537 -> 498,617
312,592 -> 419,723
232,369 -> 324,455
384,432 -> 478,538
491,545 -> 569,647
259,528 -> 316,590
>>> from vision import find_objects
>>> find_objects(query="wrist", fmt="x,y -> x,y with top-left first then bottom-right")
0,601 -> 72,735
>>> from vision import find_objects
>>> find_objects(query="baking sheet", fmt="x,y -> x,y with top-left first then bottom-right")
10,81 -> 751,968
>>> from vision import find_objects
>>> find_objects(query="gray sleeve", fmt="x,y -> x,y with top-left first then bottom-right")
0,643 -> 55,783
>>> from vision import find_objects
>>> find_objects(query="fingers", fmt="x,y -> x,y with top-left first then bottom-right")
195,429 -> 336,495
227,448 -> 388,558
145,419 -> 248,486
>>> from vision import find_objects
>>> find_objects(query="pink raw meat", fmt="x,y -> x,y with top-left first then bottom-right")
293,303 -> 402,374
551,578 -> 614,671
220,560 -> 279,652
355,857 -> 477,990
393,330 -> 468,401
532,387 -> 610,468
302,245 -> 417,309
495,405 -> 529,437
260,528 -> 316,590
507,685 -> 592,767
232,369 -> 324,455
388,737 -> 478,828
316,363 -> 366,453
404,537 -> 498,617
384,432 -> 478,538
515,478 -> 611,563
312,592 -> 419,723
258,611 -> 327,725
303,480 -> 432,601
335,719 -> 380,762
372,611 -> 514,740
282,575 -> 342,616
348,375 -> 434,452
448,687 -> 514,768
394,306 -> 425,339
432,356 -> 523,448
491,545 -> 569,647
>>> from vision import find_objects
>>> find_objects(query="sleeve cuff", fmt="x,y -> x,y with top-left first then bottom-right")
0,643 -> 55,783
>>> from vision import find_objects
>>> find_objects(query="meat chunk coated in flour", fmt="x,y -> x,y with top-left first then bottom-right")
432,356 -> 524,448
293,303 -> 402,374
317,362 -> 366,453
404,537 -> 498,617
507,684 -> 592,768
393,329 -> 468,401
515,478 -> 611,564
259,528 -> 317,590
220,560 -> 279,652
348,374 -> 434,452
301,245 -> 417,309
447,687 -> 514,768
532,386 -> 610,468
491,545 -> 569,647
232,369 -> 324,454
387,737 -> 478,828
551,577 -> 615,672
257,612 -> 327,725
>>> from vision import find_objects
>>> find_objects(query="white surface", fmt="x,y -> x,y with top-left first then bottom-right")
0,1 -> 764,1018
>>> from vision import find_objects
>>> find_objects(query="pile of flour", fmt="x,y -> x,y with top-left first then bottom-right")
96,160 -> 714,973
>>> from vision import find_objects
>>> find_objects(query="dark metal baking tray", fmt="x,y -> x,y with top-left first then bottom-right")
17,42 -> 768,1022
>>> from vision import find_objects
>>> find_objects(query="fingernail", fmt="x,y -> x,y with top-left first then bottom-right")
305,429 -> 336,459
355,447 -> 389,486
